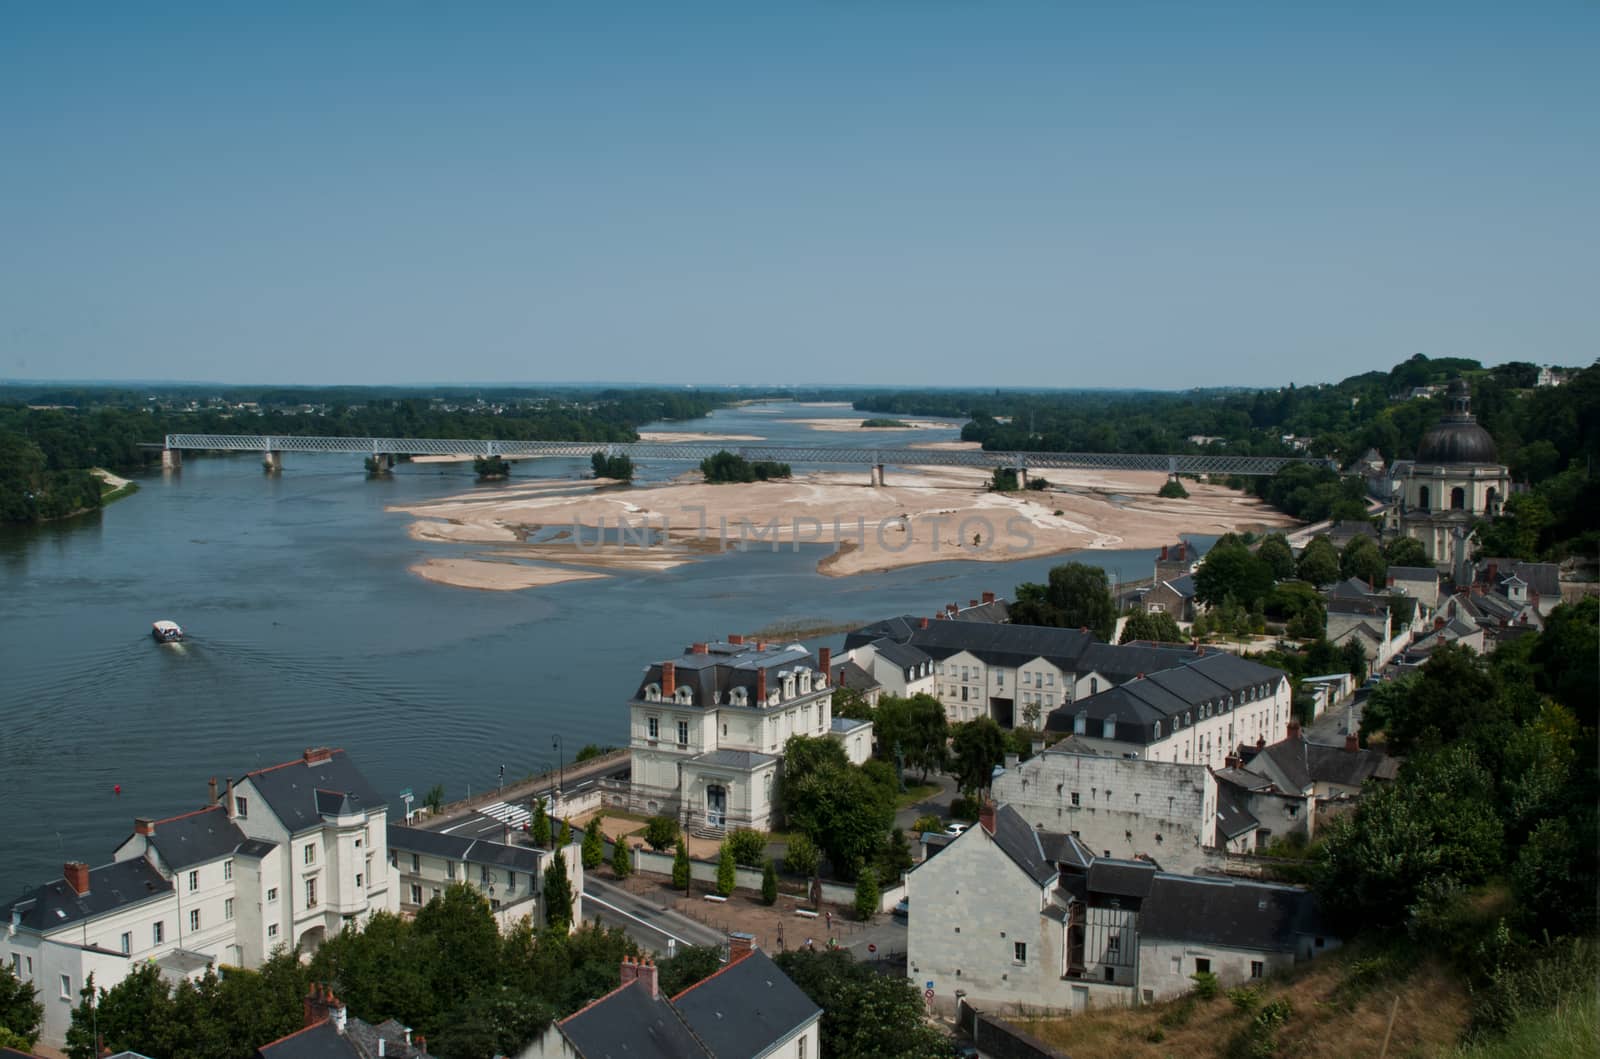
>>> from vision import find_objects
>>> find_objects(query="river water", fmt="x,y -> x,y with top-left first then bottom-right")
0,402 -> 1189,895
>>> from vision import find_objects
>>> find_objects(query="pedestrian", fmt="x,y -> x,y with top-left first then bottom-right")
825,910 -> 833,931
806,937 -> 814,951
777,922 -> 785,951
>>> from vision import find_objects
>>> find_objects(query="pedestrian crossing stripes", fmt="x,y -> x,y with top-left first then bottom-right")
479,800 -> 532,826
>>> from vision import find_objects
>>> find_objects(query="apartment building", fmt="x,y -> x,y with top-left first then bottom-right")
386,824 -> 581,931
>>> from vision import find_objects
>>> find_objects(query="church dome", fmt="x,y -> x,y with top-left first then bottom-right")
1416,379 -> 1499,464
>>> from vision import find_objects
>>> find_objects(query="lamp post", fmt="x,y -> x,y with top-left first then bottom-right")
552,735 -> 564,815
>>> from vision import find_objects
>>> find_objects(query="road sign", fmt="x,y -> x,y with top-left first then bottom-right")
925,981 -> 935,990
924,988 -> 935,1000
867,943 -> 876,953
398,787 -> 413,799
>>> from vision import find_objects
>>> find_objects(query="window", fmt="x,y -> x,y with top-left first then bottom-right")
267,887 -> 278,903
480,865 -> 490,885
1251,961 -> 1264,979
1170,955 -> 1181,974
1102,717 -> 1116,739
677,721 -> 690,746
799,1037 -> 807,1059
1046,673 -> 1054,687
1195,958 -> 1211,974
234,795 -> 248,818
60,974 -> 71,999
224,898 -> 234,921
1104,966 -> 1116,982
647,716 -> 659,740
8,954 -> 18,974
1070,791 -> 1080,807
305,878 -> 318,909
997,670 -> 1004,687
1013,941 -> 1027,964
411,853 -> 420,872
153,921 -> 165,945
447,860 -> 457,880
355,873 -> 364,890
223,859 -> 233,882
120,931 -> 131,954
1107,933 -> 1121,955
268,923 -> 279,938
411,884 -> 423,904
303,843 -> 317,866
507,870 -> 516,889
189,909 -> 200,932
1074,712 -> 1087,735
188,870 -> 199,892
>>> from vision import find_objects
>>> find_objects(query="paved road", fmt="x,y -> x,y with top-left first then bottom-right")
426,766 -> 629,841
582,875 -> 728,954
1305,690 -> 1370,747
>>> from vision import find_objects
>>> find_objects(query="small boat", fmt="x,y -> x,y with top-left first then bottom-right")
152,620 -> 184,644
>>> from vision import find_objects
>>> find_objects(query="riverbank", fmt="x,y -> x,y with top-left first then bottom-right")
388,464 -> 1296,590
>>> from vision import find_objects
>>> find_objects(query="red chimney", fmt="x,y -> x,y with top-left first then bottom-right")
304,983 -> 330,1028
134,817 -> 155,836
208,776 -> 218,806
1160,545 -> 1169,560
983,591 -> 996,604
729,931 -> 755,962
1257,735 -> 1266,749
1225,753 -> 1242,769
729,633 -> 745,645
1434,616 -> 1446,630
691,642 -> 708,654
920,617 -> 929,629
620,955 -> 639,987
969,599 -> 979,608
978,801 -> 997,835
757,668 -> 768,703
757,641 -> 770,652
1287,719 -> 1302,741
636,955 -> 659,999
1178,542 -> 1187,559
661,661 -> 676,698
63,861 -> 90,895
303,747 -> 333,766
1387,575 -> 1396,587
225,777 -> 235,820
1345,732 -> 1360,752
1486,563 -> 1498,583
818,647 -> 831,677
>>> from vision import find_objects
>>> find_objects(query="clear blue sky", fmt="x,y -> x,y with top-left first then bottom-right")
2,2 -> 1595,388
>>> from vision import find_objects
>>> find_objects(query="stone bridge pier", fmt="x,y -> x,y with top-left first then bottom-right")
160,447 -> 182,472
366,452 -> 394,475
869,463 -> 887,486
262,450 -> 283,474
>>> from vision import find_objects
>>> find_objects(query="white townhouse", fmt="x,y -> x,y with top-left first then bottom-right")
387,824 -> 582,932
906,803 -> 1336,1016
1043,652 -> 1292,770
627,637 -> 865,835
2,747 -> 397,1049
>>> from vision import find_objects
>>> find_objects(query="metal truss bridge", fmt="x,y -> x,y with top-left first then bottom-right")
162,433 -> 1327,477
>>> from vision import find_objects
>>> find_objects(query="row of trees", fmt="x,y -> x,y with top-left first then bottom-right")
699,449 -> 792,483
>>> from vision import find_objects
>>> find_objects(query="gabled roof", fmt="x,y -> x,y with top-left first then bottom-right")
1326,595 -> 1386,615
987,805 -> 1058,886
245,750 -> 385,835
1045,652 -> 1289,743
560,978 -> 709,1059
1327,577 -> 1378,600
1138,876 -> 1327,953
874,640 -> 932,669
671,949 -> 820,1057
0,857 -> 172,934
1248,737 -> 1398,791
1215,785 -> 1261,840
1086,859 -> 1157,899
257,1016 -> 434,1059
142,805 -> 248,871
834,660 -> 881,692
1387,566 -> 1439,583
829,716 -> 871,735
1077,642 -> 1202,682
386,824 -> 543,873
845,617 -> 1094,672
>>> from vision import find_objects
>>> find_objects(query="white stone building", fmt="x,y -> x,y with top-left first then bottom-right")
387,824 -> 581,932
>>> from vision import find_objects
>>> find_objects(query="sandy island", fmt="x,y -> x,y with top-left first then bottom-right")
783,417 -> 965,432
389,463 -> 1296,590
637,430 -> 765,443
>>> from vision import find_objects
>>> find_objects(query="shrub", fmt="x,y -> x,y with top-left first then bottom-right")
581,816 -> 604,870
911,814 -> 944,835
1159,996 -> 1198,1028
727,828 -> 768,868
716,842 -> 737,897
1227,986 -> 1262,1013
853,865 -> 880,921
784,834 -> 820,878
672,837 -> 691,892
761,859 -> 779,906
644,815 -> 680,851
611,835 -> 632,878
1190,970 -> 1219,999
1159,478 -> 1190,499
950,795 -> 981,822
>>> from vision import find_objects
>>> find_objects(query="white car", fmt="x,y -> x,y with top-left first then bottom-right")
944,823 -> 969,836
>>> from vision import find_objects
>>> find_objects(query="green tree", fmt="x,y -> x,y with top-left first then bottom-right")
1009,562 -> 1117,640
1339,535 -> 1386,587
574,743 -> 607,762
0,965 -> 42,1048
871,693 -> 949,779
611,834 -> 633,879
784,833 -> 820,878
672,835 -> 692,892
65,967 -> 174,1059
1257,533 -> 1297,580
1194,537 -> 1275,609
1382,535 -> 1429,567
531,797 -> 551,848
727,828 -> 768,868
1296,535 -> 1341,585
774,949 -> 958,1059
557,818 -> 573,849
1474,492 -> 1553,560
948,717 -> 1006,793
761,859 -> 779,906
1158,478 -> 1189,499
989,467 -> 1019,491
581,816 -> 605,870
781,750 -> 895,881
644,815 -> 680,851
716,841 -> 737,897
830,683 -> 872,719
423,783 -> 445,813
542,856 -> 574,933
853,865 -> 880,921
911,814 -> 944,835
658,946 -> 724,996
1119,609 -> 1184,644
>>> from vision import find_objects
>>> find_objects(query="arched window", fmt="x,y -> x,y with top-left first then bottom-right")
1418,485 -> 1430,511
730,687 -> 748,707
1451,486 -> 1466,510
643,683 -> 661,702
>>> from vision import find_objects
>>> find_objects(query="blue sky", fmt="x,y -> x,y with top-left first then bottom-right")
1,2 -> 1595,388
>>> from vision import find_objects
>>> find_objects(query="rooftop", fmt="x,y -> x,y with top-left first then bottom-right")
1,857 -> 173,934
245,749 -> 386,836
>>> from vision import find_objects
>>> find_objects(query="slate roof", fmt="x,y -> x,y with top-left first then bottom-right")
1,1048 -> 45,1059
143,805 -> 248,870
687,749 -> 778,770
257,1016 -> 433,1059
1045,652 -> 1289,743
237,838 -> 278,859
1039,830 -> 1095,871
560,979 -> 709,1059
1139,876 -> 1327,953
671,949 -> 821,1058
1387,566 -> 1439,584
953,599 -> 1011,623
634,642 -> 827,706
387,825 -> 543,873
829,716 -> 871,734
1248,737 -> 1398,792
1327,577 -> 1378,600
1086,859 -> 1157,899
987,804 -> 1058,885
1077,642 -> 1202,682
845,617 -> 1094,671
0,857 -> 172,934
1215,785 -> 1261,840
1327,595 -> 1386,615
834,660 -> 881,692
246,750 -> 386,836
873,640 -> 932,670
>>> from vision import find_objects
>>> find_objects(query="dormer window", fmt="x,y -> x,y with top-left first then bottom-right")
1153,721 -> 1163,739
1102,716 -> 1116,740
730,687 -> 748,707
674,686 -> 694,705
799,670 -> 813,694
643,683 -> 662,702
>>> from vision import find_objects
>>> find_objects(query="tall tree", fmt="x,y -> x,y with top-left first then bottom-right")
1194,538 -> 1275,609
872,694 -> 949,779
1256,533 -> 1297,580
611,834 -> 633,879
774,949 -> 958,1059
1296,535 -> 1341,586
672,835 -> 692,892
1382,535 -> 1429,567
581,816 -> 604,870
949,718 -> 1007,793
542,856 -> 574,934
1339,535 -> 1386,587
1119,610 -> 1184,644
0,966 -> 42,1048
1009,562 -> 1117,639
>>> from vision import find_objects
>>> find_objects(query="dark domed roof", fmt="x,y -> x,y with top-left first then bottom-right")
1416,379 -> 1499,464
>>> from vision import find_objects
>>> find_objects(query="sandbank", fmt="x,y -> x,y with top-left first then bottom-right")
637,430 -> 765,443
410,557 -> 609,591
783,417 -> 963,432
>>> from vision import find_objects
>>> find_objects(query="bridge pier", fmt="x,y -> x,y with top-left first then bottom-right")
1017,467 -> 1029,489
869,464 -> 886,487
365,453 -> 394,476
160,448 -> 182,472
262,450 -> 282,474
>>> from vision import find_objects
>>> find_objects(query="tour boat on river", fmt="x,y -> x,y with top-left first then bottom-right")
151,620 -> 184,644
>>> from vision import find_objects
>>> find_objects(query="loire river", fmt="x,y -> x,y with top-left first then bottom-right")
0,403 -> 1190,894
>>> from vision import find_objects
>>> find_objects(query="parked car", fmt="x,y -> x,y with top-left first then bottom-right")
892,897 -> 909,922
944,823 -> 968,837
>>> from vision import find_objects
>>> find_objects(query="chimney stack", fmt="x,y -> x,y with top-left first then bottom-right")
1160,545 -> 1169,560
757,668 -> 768,703
661,661 -> 676,698
304,983 -> 330,1028
208,776 -> 218,806
691,642 -> 708,654
729,633 -> 745,645
920,617 -> 929,629
1225,753 -> 1242,769
729,931 -> 755,962
1287,719 -> 1302,741
982,591 -> 996,605
1345,732 -> 1360,752
63,861 -> 90,896
225,778 -> 235,819
303,746 -> 333,766
818,647 -> 831,678
636,955 -> 659,999
978,800 -> 997,836
969,599 -> 979,608
134,817 -> 156,836
757,641 -> 770,652
621,955 -> 639,987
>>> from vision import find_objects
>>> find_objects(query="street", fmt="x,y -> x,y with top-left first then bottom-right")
582,874 -> 729,954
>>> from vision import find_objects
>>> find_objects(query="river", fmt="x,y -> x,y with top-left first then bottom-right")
0,402 -> 1198,894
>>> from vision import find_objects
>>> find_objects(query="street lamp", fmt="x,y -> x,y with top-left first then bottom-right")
552,735 -> 564,811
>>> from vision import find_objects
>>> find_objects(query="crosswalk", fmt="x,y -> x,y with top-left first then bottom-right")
478,800 -> 532,828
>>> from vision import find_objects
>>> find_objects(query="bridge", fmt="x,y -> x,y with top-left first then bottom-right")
159,433 -> 1327,481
